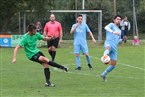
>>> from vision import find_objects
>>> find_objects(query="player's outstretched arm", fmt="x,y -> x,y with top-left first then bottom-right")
43,37 -> 54,41
105,26 -> 120,36
12,45 -> 21,64
89,32 -> 96,43
104,26 -> 114,33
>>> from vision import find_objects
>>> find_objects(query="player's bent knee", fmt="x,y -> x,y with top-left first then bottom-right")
39,56 -> 49,63
48,48 -> 52,51
75,54 -> 80,56
106,46 -> 110,50
111,60 -> 117,66
52,46 -> 56,50
84,53 -> 89,56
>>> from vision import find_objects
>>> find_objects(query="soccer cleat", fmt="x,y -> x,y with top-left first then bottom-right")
100,75 -> 107,82
88,64 -> 93,70
89,67 -> 93,70
45,82 -> 55,87
75,67 -> 81,70
63,66 -> 68,72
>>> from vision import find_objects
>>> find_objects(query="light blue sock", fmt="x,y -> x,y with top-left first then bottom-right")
86,56 -> 91,64
101,65 -> 115,77
76,56 -> 80,67
103,49 -> 110,55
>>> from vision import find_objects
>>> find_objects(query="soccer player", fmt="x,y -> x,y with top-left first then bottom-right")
12,23 -> 68,87
70,14 -> 96,70
101,15 -> 122,81
43,14 -> 63,61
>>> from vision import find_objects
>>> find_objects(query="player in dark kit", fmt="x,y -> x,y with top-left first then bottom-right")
12,23 -> 68,87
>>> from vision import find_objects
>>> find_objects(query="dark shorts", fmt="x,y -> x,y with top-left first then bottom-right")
47,37 -> 59,48
121,30 -> 129,39
30,52 -> 45,64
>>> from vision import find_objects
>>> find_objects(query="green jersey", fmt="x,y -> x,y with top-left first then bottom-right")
19,32 -> 43,59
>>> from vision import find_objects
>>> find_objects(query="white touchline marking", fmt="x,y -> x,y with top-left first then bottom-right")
108,75 -> 142,79
67,52 -> 144,79
118,62 -> 145,71
52,68 -> 142,80
91,56 -> 145,71
69,51 -> 145,71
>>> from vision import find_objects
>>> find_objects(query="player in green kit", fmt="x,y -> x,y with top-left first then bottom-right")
12,23 -> 68,87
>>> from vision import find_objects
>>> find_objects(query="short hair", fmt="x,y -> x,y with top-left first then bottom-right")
27,23 -> 36,32
50,13 -> 55,17
77,14 -> 83,18
114,15 -> 122,20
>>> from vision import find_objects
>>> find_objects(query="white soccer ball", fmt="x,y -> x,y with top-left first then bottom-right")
101,55 -> 111,64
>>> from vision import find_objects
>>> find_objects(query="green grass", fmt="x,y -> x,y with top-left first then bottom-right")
0,40 -> 145,97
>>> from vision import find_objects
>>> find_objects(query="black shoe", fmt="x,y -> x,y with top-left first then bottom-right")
75,67 -> 81,70
45,82 -> 55,87
63,66 -> 68,72
88,64 -> 93,70
89,67 -> 93,70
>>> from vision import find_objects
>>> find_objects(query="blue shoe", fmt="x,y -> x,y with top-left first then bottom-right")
100,75 -> 107,82
75,67 -> 81,70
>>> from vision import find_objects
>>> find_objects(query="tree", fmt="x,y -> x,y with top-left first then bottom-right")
0,0 -> 51,33
0,0 -> 23,32
137,0 -> 145,33
0,0 -> 144,36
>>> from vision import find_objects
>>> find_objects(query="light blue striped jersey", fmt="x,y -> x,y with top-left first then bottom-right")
71,23 -> 91,45
104,23 -> 121,48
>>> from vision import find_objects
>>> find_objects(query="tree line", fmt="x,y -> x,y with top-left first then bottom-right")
0,0 -> 144,38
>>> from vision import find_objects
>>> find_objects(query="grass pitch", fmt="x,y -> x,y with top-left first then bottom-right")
0,40 -> 144,97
